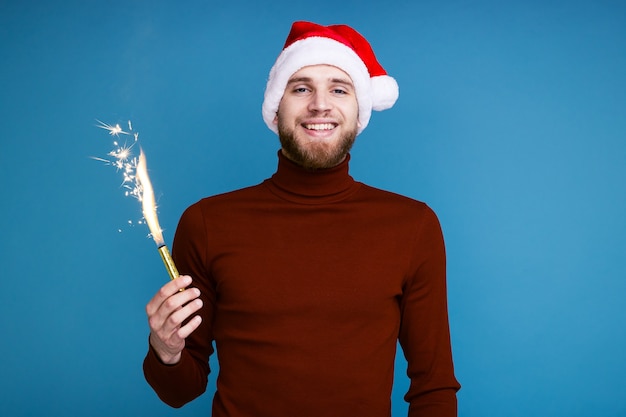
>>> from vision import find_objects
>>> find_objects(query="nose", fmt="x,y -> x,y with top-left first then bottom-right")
308,91 -> 332,113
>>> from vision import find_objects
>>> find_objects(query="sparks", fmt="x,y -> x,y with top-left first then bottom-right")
93,119 -> 167,244
110,143 -> 133,162
93,119 -> 180,281
92,119 -> 146,234
96,119 -> 130,137
91,119 -> 142,198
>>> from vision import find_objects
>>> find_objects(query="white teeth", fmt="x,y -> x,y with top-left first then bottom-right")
304,123 -> 335,131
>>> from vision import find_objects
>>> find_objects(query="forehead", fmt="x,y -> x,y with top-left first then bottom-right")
288,64 -> 353,84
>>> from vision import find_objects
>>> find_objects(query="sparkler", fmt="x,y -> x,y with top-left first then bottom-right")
135,148 -> 180,281
93,120 -> 180,281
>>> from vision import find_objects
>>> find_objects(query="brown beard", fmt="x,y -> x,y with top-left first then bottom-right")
277,118 -> 357,170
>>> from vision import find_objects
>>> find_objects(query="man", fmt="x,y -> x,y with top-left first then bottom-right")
144,21 -> 460,416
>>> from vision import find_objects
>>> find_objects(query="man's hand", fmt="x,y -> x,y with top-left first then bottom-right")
146,275 -> 203,365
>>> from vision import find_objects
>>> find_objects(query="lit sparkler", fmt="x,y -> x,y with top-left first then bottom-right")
93,120 -> 179,281
135,148 -> 180,281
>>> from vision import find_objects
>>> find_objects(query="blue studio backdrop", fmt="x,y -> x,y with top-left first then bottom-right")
1,1 -> 625,416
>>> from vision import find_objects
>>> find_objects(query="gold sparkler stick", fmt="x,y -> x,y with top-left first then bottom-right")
157,245 -> 179,281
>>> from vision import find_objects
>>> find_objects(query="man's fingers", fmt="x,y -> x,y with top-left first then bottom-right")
178,315 -> 203,339
167,295 -> 203,331
144,275 -> 203,365
146,275 -> 193,316
146,281 -> 201,338
150,292 -> 200,332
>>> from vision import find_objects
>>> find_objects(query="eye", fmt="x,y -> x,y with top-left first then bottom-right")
293,86 -> 310,94
332,87 -> 349,95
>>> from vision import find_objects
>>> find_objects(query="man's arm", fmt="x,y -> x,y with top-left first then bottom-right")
399,205 -> 460,416
143,203 -> 215,407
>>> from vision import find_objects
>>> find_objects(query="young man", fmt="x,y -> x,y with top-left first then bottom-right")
143,21 -> 460,416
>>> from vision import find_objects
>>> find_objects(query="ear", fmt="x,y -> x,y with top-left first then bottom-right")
273,113 -> 278,125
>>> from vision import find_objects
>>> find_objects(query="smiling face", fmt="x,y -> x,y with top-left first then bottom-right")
273,64 -> 361,170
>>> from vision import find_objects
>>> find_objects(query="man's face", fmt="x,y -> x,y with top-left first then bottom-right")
273,64 -> 360,170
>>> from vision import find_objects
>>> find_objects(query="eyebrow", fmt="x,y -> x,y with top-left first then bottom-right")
287,76 -> 354,89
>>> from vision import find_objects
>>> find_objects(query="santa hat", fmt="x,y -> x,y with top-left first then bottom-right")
262,21 -> 399,135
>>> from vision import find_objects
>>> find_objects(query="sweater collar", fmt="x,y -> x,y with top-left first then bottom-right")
264,151 -> 360,204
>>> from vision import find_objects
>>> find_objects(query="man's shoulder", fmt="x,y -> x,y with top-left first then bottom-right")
356,182 -> 443,226
351,183 -> 443,239
179,182 -> 268,216
358,182 -> 429,209
194,182 -> 265,203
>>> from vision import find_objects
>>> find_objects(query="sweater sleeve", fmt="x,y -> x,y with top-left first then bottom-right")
143,202 -> 216,407
399,205 -> 460,416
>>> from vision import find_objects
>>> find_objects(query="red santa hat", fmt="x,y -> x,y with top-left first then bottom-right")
262,21 -> 399,135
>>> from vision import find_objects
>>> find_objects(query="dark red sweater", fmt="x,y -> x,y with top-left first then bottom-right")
144,152 -> 460,416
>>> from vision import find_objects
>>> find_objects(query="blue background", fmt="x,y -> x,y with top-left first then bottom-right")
1,1 -> 625,416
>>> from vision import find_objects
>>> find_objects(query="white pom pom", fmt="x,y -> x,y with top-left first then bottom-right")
371,75 -> 399,111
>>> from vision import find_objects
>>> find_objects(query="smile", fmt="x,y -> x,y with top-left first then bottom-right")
303,123 -> 336,131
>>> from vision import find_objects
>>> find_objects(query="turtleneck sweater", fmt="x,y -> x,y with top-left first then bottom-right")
143,152 -> 460,416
